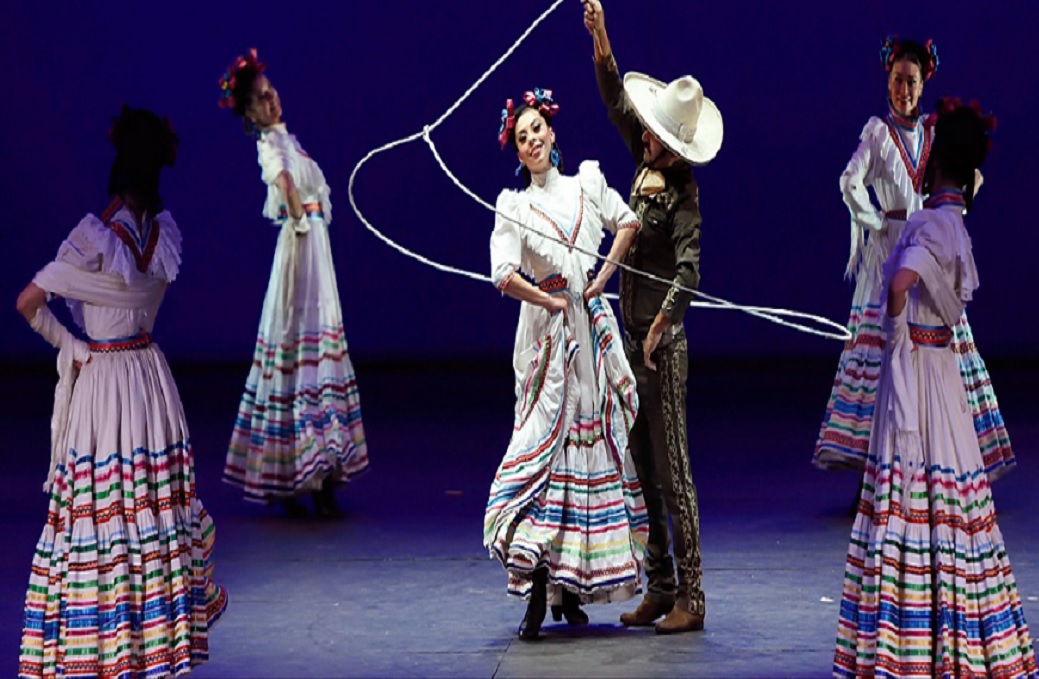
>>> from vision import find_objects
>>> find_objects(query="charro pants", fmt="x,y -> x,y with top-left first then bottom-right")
625,330 -> 705,616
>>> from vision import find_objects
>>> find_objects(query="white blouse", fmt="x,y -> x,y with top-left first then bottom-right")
490,161 -> 639,292
841,113 -> 933,277
256,123 -> 332,226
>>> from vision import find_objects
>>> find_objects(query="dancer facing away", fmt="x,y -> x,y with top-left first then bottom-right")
15,106 -> 228,678
484,87 -> 649,640
584,0 -> 720,634
833,98 -> 1037,678
814,37 -> 1014,483
219,49 -> 368,517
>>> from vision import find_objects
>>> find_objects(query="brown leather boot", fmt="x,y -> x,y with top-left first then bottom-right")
654,602 -> 705,634
619,596 -> 675,627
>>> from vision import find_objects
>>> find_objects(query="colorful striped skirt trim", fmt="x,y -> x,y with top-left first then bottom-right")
815,309 -> 1015,479
224,325 -> 368,501
835,459 -> 1037,678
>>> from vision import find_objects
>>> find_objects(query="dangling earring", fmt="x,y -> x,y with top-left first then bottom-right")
244,117 -> 260,140
515,162 -> 525,176
550,147 -> 560,168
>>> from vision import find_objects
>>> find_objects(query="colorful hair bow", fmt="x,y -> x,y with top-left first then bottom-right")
499,98 -> 515,150
218,48 -> 264,110
523,88 -> 560,119
923,39 -> 939,81
880,35 -> 899,71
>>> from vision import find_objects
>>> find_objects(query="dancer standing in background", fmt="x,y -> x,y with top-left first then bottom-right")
833,97 -> 1036,679
813,37 -> 1014,484
16,105 -> 227,678
220,49 -> 368,517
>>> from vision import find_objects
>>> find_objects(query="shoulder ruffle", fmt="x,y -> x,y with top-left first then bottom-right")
150,211 -> 182,283
576,160 -> 605,196
74,210 -> 182,285
495,188 -> 528,221
55,215 -> 106,271
257,127 -> 294,185
859,115 -> 887,142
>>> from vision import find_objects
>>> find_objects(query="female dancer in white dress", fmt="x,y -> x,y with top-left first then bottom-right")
814,37 -> 1014,483
833,98 -> 1036,679
484,89 -> 649,639
15,106 -> 227,678
219,50 -> 368,517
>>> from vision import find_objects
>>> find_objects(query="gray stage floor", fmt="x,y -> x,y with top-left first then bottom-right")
1,359 -> 1036,678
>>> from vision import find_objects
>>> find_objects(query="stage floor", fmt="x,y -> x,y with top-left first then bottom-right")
2,358 -> 1036,678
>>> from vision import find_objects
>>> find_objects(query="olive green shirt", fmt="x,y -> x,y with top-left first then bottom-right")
595,54 -> 702,332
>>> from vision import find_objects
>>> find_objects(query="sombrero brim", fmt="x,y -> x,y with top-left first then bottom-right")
623,71 -> 723,166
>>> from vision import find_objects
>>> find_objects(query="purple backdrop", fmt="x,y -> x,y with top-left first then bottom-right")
2,0 -> 1037,362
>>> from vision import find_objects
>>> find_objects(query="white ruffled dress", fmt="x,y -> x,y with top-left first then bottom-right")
20,204 -> 227,678
224,124 -> 368,501
814,110 -> 1014,479
834,200 -> 1037,677
483,162 -> 649,604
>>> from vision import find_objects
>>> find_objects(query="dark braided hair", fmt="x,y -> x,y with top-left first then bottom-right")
924,98 -> 996,212
107,105 -> 178,215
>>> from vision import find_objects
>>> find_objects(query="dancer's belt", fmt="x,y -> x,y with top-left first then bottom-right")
908,323 -> 952,348
885,209 -> 908,220
537,273 -> 568,294
89,329 -> 153,353
277,202 -> 324,221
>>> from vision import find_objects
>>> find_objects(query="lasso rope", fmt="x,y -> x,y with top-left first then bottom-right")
347,0 -> 851,341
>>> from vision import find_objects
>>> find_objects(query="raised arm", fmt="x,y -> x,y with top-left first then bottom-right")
584,0 -> 646,163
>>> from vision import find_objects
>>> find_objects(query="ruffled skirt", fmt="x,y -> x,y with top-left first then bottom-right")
20,345 -> 227,679
814,241 -> 1014,477
224,218 -> 367,500
484,297 -> 648,604
833,345 -> 1036,678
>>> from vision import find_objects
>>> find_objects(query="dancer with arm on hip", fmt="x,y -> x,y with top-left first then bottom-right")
813,37 -> 1014,485
484,87 -> 649,640
16,106 -> 227,679
833,97 -> 1036,679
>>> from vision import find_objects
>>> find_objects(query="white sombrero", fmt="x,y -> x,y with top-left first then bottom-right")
623,72 -> 723,165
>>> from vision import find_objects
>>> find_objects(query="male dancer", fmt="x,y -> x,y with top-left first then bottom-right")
583,0 -> 723,634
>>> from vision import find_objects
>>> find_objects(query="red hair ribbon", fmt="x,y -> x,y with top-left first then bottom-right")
499,98 -> 515,150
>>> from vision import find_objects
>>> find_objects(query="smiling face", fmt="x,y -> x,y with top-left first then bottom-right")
514,108 -> 556,175
888,58 -> 923,117
246,75 -> 282,128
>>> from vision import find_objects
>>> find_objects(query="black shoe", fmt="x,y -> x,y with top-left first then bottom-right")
518,568 -> 548,640
312,477 -> 343,518
551,589 -> 589,626
280,497 -> 309,518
